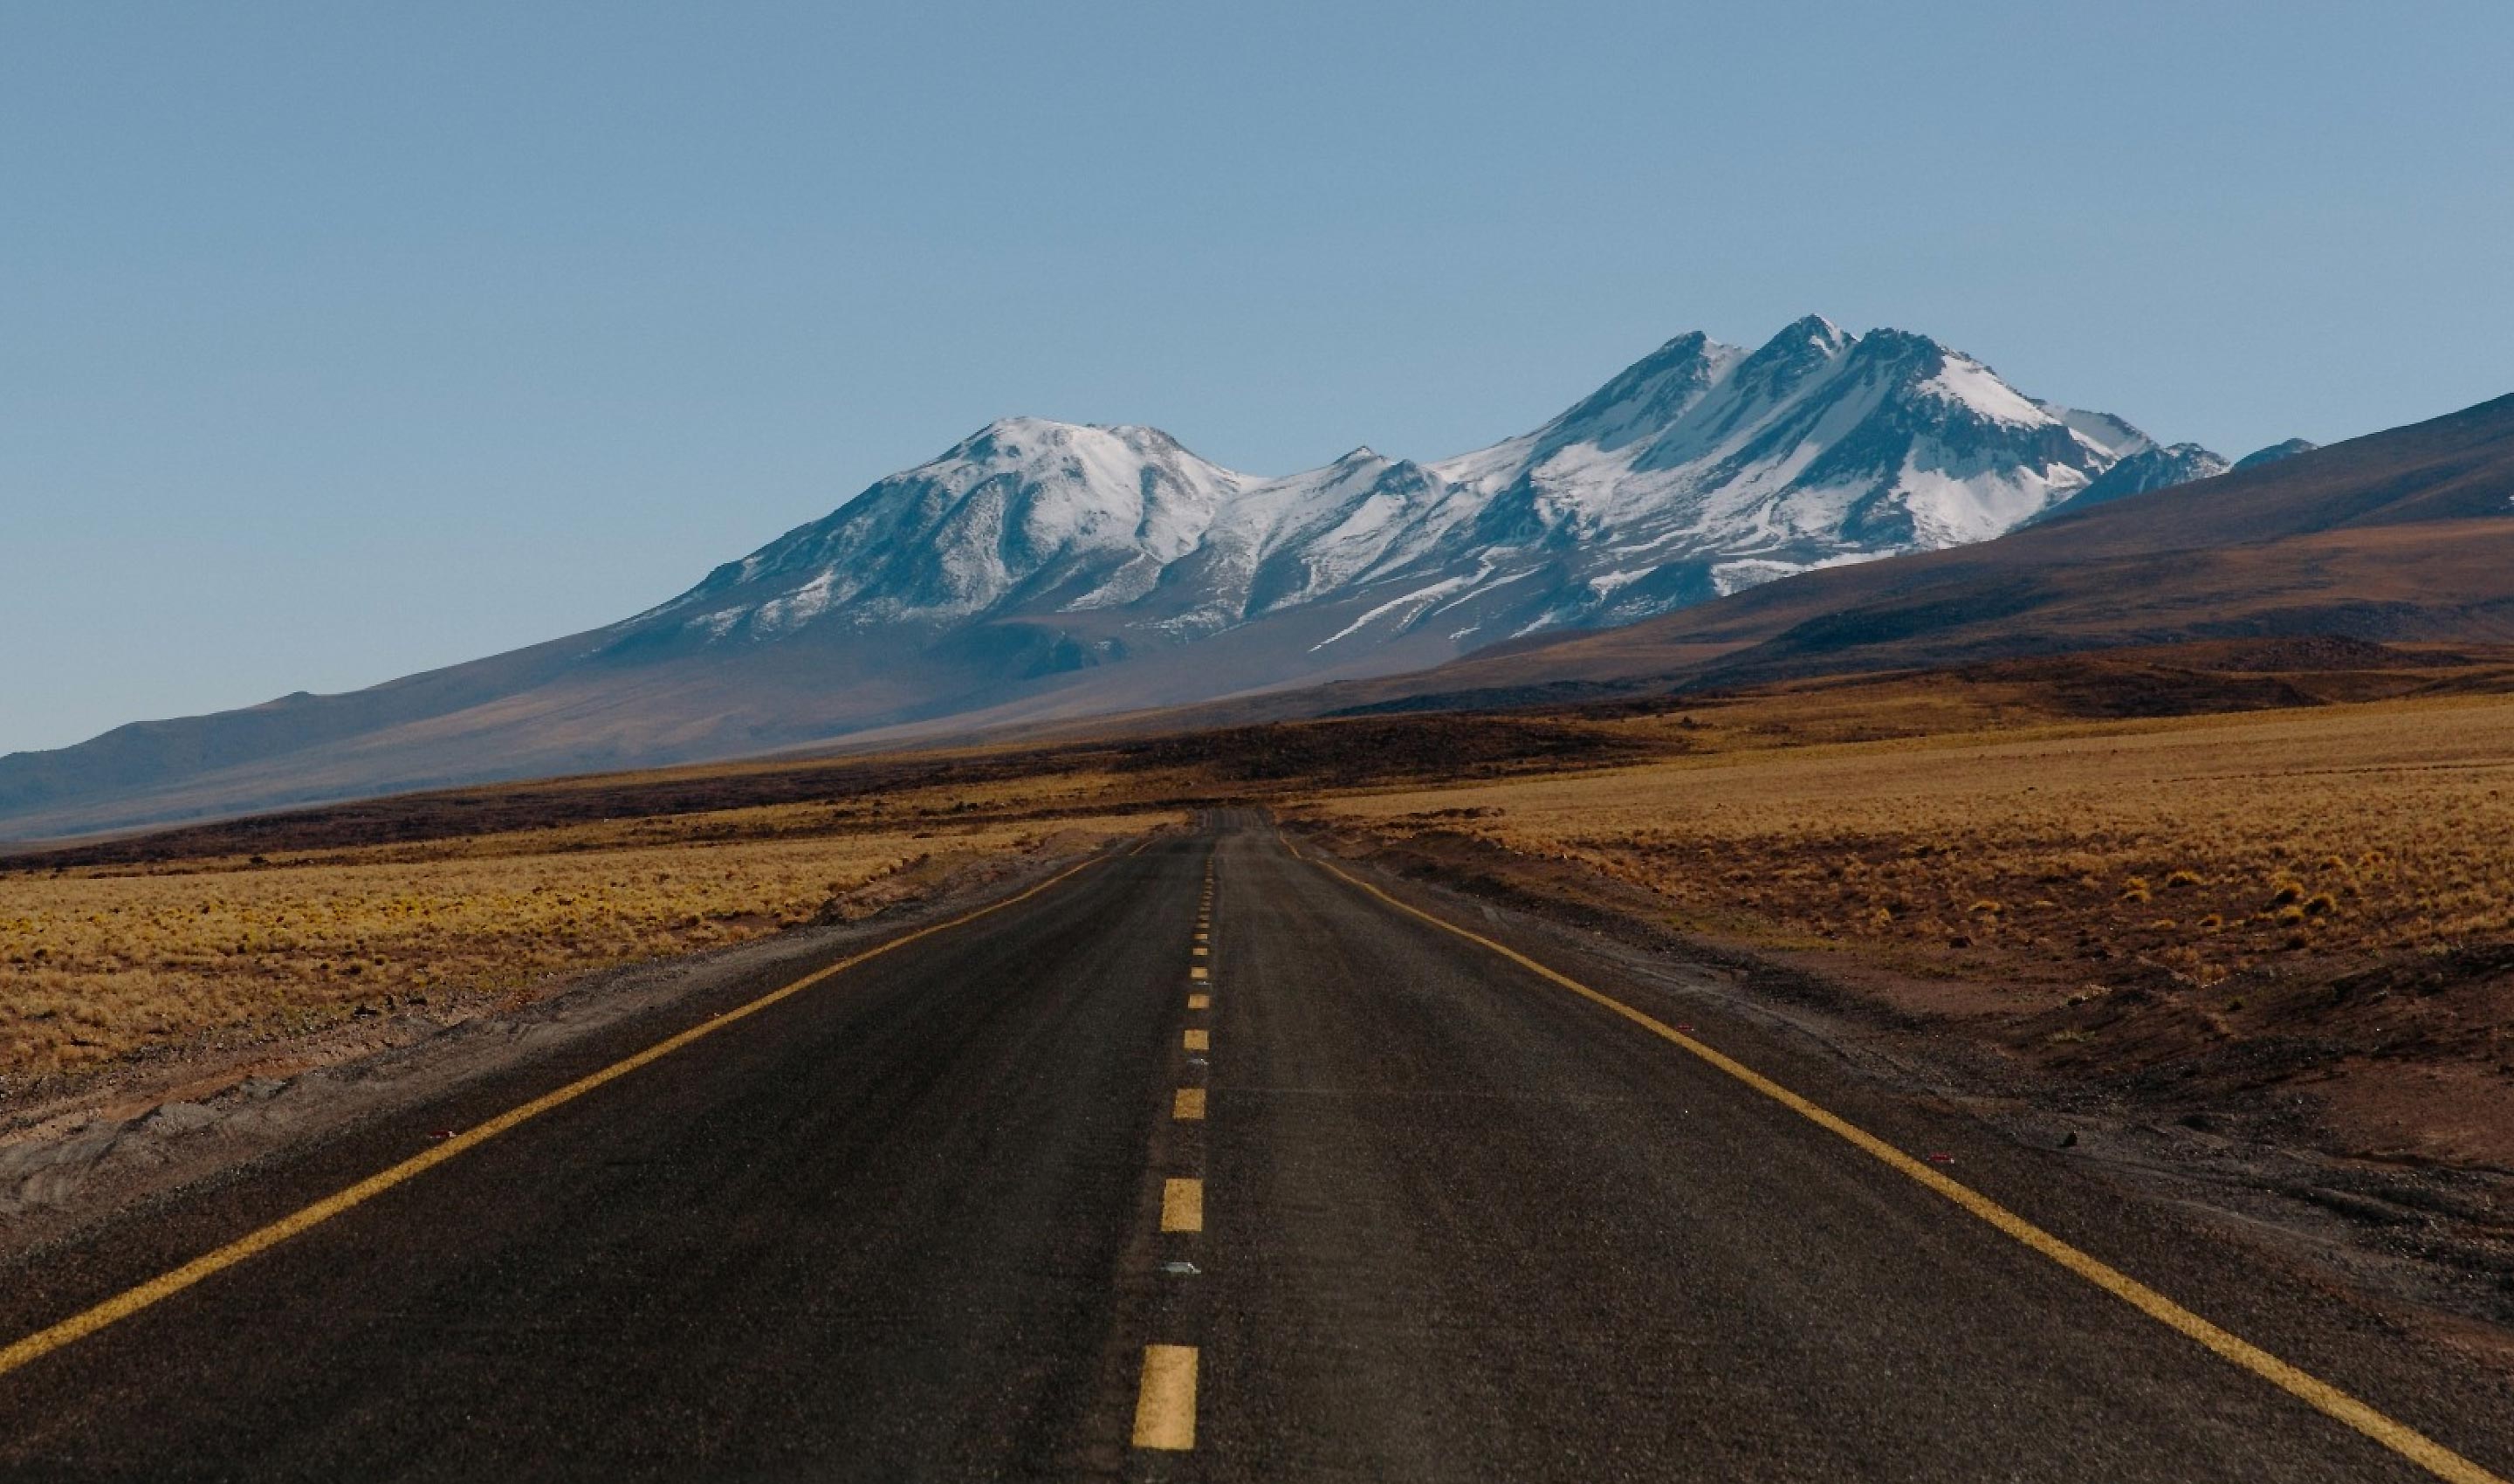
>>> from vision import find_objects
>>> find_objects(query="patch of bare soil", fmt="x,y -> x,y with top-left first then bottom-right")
1301,820 -> 2514,1357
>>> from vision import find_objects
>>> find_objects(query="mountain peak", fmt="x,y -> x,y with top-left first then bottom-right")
1,312 -> 2263,838
2030,438 -> 2232,524
964,413 -> 1082,443
1766,313 -> 1851,354
953,416 -> 1192,454
1535,328 -> 1741,455
1844,326 -> 1946,365
2234,437 -> 2318,471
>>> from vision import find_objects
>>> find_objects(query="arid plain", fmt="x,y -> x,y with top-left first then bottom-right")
8,639 -> 2514,1453
14,639 -> 2514,1175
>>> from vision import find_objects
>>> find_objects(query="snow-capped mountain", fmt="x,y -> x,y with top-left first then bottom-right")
616,316 -> 2219,665
2030,442 -> 2232,524
0,316 -> 2256,839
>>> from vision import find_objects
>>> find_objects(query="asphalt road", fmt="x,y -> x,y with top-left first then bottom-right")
1,813 -> 2510,1481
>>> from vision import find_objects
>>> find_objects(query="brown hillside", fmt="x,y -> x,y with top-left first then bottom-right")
1295,392 -> 2514,710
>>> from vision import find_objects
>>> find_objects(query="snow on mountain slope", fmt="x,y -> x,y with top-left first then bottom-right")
2043,404 -> 2153,461
2030,442 -> 2233,524
612,318 -> 2221,670
1403,318 -> 2149,626
0,315 -> 2255,839
635,418 -> 1248,640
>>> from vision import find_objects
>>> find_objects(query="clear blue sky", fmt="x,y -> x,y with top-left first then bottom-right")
5,1 -> 2510,755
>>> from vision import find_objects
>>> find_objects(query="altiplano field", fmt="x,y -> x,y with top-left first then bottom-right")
1315,695 -> 2514,978
1296,684 -> 2514,1164
0,711 -> 1628,1095
1,805 -> 1167,1077
14,649 -> 2514,1167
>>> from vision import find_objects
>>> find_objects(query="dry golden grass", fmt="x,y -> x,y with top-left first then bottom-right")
251,771 -> 1153,867
0,811 -> 1163,1075
1309,692 -> 2514,991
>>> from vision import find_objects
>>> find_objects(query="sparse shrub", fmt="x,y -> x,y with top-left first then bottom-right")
0,805 -> 1162,1075
1315,687 -> 2514,1007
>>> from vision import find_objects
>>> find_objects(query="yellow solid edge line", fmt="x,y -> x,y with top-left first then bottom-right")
1183,1028 -> 1210,1052
0,850 -> 1113,1385
1132,1344 -> 1198,1450
1187,993 -> 1210,1010
1161,1177 -> 1205,1232
1308,855 -> 2507,1484
1173,1088 -> 1206,1121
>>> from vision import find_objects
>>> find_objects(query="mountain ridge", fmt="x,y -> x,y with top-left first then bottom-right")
2,317 -> 2266,839
1230,391 -> 2514,719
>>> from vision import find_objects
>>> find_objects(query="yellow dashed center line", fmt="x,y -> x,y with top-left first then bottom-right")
1130,867 -> 1211,1453
1308,852 -> 2509,1484
1131,1343 -> 1199,1449
1161,1178 -> 1205,1232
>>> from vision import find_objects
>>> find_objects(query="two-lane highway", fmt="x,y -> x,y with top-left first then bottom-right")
1,814 -> 2509,1481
